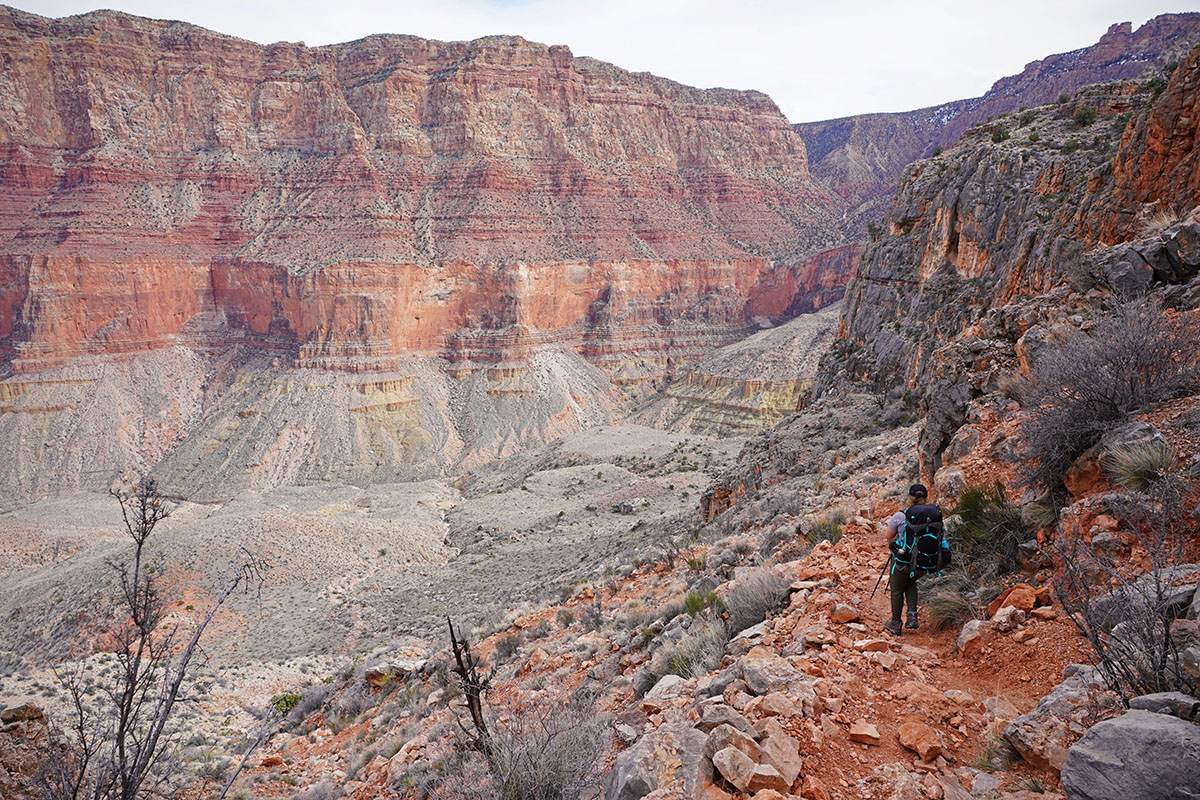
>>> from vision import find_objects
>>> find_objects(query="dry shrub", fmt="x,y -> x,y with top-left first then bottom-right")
434,692 -> 607,800
725,568 -> 789,635
1021,301 -> 1200,490
1054,465 -> 1199,703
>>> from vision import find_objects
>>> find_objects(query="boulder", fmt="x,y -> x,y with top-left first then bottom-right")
849,720 -> 881,746
741,656 -> 803,696
830,603 -> 859,624
1163,221 -> 1200,283
1102,247 -> 1155,296
759,732 -> 803,786
696,703 -> 756,736
956,620 -> 988,658
605,723 -> 711,800
1004,665 -> 1118,770
1089,564 -> 1200,633
898,721 -> 943,761
801,776 -> 830,800
991,605 -> 1026,633
1127,691 -> 1200,721
712,746 -> 757,793
756,692 -> 799,717
745,764 -> 790,795
986,583 -> 1037,616
704,724 -> 761,762
1061,710 -> 1200,800
933,466 -> 966,500
861,762 -> 924,800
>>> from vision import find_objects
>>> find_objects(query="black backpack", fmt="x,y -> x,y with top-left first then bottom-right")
896,503 -> 949,572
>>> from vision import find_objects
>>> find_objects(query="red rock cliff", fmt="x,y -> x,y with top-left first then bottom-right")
0,6 -> 848,374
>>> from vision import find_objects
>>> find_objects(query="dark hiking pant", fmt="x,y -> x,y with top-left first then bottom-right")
890,567 -> 925,621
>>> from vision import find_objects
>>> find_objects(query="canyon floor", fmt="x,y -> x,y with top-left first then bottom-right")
0,309 -> 847,732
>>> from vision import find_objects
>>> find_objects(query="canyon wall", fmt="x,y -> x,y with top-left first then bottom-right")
795,14 -> 1200,234
818,42 -> 1200,478
0,5 -> 849,377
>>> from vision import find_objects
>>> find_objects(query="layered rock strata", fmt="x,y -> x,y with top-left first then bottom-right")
0,5 -> 847,378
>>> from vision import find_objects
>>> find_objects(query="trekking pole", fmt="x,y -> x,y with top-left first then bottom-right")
870,556 -> 893,599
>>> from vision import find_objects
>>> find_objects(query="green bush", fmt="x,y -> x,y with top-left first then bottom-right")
1062,138 -> 1081,153
1018,111 -> 1036,127
684,590 -> 725,617
270,692 -> 302,716
1074,107 -> 1097,127
949,482 -> 1028,575
805,519 -> 843,546
1029,129 -> 1040,142
932,145 -> 944,156
991,127 -> 1011,143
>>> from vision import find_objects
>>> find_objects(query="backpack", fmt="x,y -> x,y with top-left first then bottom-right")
893,503 -> 950,573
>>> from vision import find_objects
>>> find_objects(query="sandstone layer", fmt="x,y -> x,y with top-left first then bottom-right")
0,5 -> 848,378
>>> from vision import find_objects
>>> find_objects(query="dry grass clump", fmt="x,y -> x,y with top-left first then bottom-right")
658,621 -> 729,679
1141,208 -> 1182,235
926,590 -> 978,632
971,734 -> 1017,772
1101,440 -> 1177,491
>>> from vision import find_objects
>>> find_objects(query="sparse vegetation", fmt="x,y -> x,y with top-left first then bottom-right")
724,568 -> 789,635
658,621 -> 729,679
683,590 -> 725,617
40,480 -> 272,800
972,734 -> 1017,771
991,126 -> 1010,143
1020,301 -> 1200,491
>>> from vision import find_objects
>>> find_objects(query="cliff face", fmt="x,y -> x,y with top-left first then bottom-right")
0,6 -> 847,375
818,44 -> 1200,480
795,14 -> 1200,234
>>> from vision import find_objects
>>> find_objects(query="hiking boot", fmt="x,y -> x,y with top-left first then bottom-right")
883,619 -> 903,636
906,613 -> 919,630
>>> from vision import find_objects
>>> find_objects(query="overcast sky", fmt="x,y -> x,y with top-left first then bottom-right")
17,1 -> 1197,122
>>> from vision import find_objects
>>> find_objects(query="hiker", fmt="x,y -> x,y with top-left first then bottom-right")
883,483 -> 950,636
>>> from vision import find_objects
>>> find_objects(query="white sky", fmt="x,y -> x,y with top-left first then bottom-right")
15,1 -> 1198,122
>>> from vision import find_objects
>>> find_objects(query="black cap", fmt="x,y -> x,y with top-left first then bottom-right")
909,483 -> 928,498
